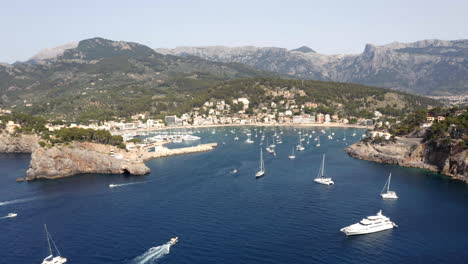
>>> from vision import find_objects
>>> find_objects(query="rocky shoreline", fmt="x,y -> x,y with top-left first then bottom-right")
0,133 -> 217,181
345,137 -> 467,182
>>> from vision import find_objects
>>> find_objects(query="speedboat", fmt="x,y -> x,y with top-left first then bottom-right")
340,210 -> 398,236
7,213 -> 17,218
169,237 -> 179,246
108,184 -> 117,188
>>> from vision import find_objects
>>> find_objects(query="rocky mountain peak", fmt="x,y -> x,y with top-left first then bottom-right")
29,41 -> 78,62
291,46 -> 316,53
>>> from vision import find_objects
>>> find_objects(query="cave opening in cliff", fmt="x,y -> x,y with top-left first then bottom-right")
122,169 -> 131,175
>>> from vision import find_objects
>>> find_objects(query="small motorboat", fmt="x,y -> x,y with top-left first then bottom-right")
169,237 -> 179,246
7,213 -> 17,218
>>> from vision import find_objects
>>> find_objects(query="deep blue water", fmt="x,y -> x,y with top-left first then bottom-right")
1,127 -> 467,264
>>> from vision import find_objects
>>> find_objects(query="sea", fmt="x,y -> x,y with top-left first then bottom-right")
0,126 -> 467,264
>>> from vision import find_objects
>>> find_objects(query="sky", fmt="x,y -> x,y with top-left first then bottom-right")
1,0 -> 467,63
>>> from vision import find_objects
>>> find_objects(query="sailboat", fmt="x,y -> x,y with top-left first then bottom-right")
256,149 -> 265,178
380,173 -> 398,199
316,136 -> 321,147
41,224 -> 67,264
296,135 -> 305,151
245,134 -> 254,144
314,154 -> 334,185
288,147 -> 296,159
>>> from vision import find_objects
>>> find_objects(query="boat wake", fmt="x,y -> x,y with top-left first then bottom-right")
109,182 -> 146,188
0,197 -> 35,207
131,243 -> 172,264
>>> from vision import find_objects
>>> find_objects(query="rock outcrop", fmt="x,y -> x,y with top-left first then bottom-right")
0,131 -> 218,180
26,142 -> 150,180
0,132 -> 39,153
345,138 -> 468,181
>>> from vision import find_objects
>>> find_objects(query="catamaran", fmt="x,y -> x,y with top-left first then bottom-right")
380,173 -> 398,199
256,149 -> 265,178
340,210 -> 398,236
314,154 -> 334,185
288,147 -> 296,159
41,224 -> 67,264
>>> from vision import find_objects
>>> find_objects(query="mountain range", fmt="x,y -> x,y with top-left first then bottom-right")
0,37 -> 457,121
157,39 -> 468,95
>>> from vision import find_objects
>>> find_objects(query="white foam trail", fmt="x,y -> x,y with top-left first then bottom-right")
132,243 -> 171,264
0,197 -> 35,206
108,182 -> 146,188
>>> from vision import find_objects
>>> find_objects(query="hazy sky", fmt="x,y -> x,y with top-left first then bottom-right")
1,0 -> 467,62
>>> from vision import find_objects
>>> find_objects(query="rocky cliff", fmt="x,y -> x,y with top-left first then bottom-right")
0,132 -> 39,153
157,39 -> 468,95
25,142 -> 150,180
345,138 -> 468,181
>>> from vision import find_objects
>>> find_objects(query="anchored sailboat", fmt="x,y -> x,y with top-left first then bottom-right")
314,154 -> 334,185
41,224 -> 67,264
380,173 -> 398,199
296,135 -> 305,151
256,149 -> 265,178
288,147 -> 296,159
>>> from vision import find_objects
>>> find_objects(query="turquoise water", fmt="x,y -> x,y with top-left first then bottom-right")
0,127 -> 467,264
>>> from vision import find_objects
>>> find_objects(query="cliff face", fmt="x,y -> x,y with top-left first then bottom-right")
0,133 -> 39,153
26,142 -> 150,180
345,138 -> 468,181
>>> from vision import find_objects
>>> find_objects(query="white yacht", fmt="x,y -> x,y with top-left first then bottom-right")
181,135 -> 201,141
288,147 -> 296,159
255,149 -> 265,178
314,154 -> 334,185
41,224 -> 67,264
6,213 -> 17,218
340,210 -> 398,236
380,173 -> 398,199
169,237 -> 179,246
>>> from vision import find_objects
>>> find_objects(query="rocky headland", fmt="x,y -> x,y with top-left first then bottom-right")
0,132 -> 217,181
345,137 -> 467,182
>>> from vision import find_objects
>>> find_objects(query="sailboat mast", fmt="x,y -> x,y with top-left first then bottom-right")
44,224 -> 53,257
388,173 -> 391,192
321,154 -> 325,177
260,149 -> 263,171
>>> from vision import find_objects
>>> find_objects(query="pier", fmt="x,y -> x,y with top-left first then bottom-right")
142,143 -> 218,161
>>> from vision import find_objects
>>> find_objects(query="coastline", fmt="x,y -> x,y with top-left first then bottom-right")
112,122 -> 369,135
345,139 -> 467,182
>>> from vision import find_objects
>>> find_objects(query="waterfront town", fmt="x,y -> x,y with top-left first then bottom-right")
0,95 -> 457,141
0,97 -> 378,133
